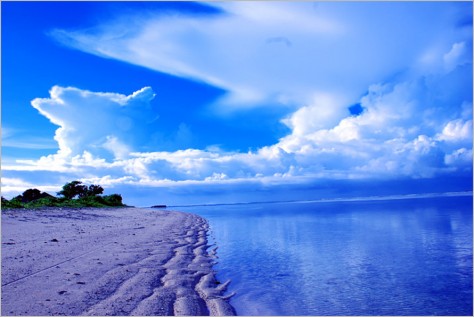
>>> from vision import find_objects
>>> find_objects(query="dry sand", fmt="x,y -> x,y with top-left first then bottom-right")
1,207 -> 235,316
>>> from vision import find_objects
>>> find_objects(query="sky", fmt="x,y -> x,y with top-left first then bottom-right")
1,1 -> 473,206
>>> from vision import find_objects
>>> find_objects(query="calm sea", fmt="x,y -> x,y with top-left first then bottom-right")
176,196 -> 473,316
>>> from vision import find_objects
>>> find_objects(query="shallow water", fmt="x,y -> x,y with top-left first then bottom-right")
178,196 -> 473,316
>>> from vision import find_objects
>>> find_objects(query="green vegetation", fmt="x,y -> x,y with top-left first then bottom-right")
1,181 -> 125,209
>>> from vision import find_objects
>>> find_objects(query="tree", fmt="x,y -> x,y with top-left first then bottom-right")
11,189 -> 55,203
58,181 -> 87,199
21,189 -> 42,203
86,184 -> 104,197
103,194 -> 123,206
58,181 -> 105,199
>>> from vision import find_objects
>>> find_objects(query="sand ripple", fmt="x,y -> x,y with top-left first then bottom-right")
1,207 -> 235,316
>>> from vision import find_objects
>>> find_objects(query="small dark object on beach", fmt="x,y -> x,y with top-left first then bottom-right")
50,239 -> 59,242
151,205 -> 167,208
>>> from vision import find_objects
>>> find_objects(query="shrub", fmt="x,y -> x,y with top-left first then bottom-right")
103,194 -> 123,206
77,195 -> 107,207
2,196 -> 24,209
25,197 -> 60,208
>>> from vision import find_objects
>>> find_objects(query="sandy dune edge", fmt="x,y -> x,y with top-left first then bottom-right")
1,207 -> 235,316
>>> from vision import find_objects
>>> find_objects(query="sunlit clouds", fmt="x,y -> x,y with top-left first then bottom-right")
31,86 -> 155,159
2,1 -> 472,204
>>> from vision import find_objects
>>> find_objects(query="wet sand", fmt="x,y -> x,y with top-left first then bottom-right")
1,207 -> 235,316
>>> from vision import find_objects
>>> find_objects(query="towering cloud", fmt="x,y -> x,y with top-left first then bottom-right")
31,86 -> 156,159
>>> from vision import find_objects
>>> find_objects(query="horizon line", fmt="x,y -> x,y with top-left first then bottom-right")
156,190 -> 473,208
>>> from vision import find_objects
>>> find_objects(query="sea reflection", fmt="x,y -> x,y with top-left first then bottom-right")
181,196 -> 473,316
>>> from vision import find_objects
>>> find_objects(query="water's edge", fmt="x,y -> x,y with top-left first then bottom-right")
177,196 -> 473,315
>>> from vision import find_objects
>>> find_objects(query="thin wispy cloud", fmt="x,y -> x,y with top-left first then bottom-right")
51,2 -> 468,112
2,127 -> 58,150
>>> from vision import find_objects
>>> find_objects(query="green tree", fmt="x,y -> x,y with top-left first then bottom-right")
58,181 -> 87,199
103,194 -> 123,206
21,189 -> 42,202
86,184 -> 104,197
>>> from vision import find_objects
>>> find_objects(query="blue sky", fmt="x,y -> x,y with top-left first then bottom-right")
2,1 -> 472,206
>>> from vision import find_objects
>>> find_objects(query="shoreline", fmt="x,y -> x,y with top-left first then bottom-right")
1,207 -> 235,316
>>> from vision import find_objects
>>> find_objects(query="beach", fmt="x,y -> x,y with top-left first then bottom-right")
1,207 -> 235,316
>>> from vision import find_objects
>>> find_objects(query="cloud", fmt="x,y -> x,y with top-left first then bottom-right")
6,69 -> 472,184
274,46 -> 472,179
31,86 -> 156,159
266,36 -> 292,47
436,119 -> 472,142
443,42 -> 470,72
2,138 -> 58,150
281,92 -> 349,136
444,148 -> 473,167
102,136 -> 131,160
2,127 -> 58,150
51,2 -> 467,114
3,2 -> 472,201
1,177 -> 61,197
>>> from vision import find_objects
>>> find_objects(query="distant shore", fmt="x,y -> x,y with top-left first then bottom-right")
1,207 -> 235,316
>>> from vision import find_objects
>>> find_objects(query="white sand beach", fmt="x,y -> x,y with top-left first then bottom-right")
1,207 -> 235,316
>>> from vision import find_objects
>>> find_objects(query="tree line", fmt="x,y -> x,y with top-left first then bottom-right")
1,181 -> 125,209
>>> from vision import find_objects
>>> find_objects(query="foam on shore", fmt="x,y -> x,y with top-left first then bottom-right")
1,207 -> 235,316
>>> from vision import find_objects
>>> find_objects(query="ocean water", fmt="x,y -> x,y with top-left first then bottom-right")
177,196 -> 473,316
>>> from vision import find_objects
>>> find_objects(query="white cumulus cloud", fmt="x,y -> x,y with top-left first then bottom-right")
31,86 -> 156,159
437,119 -> 473,142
